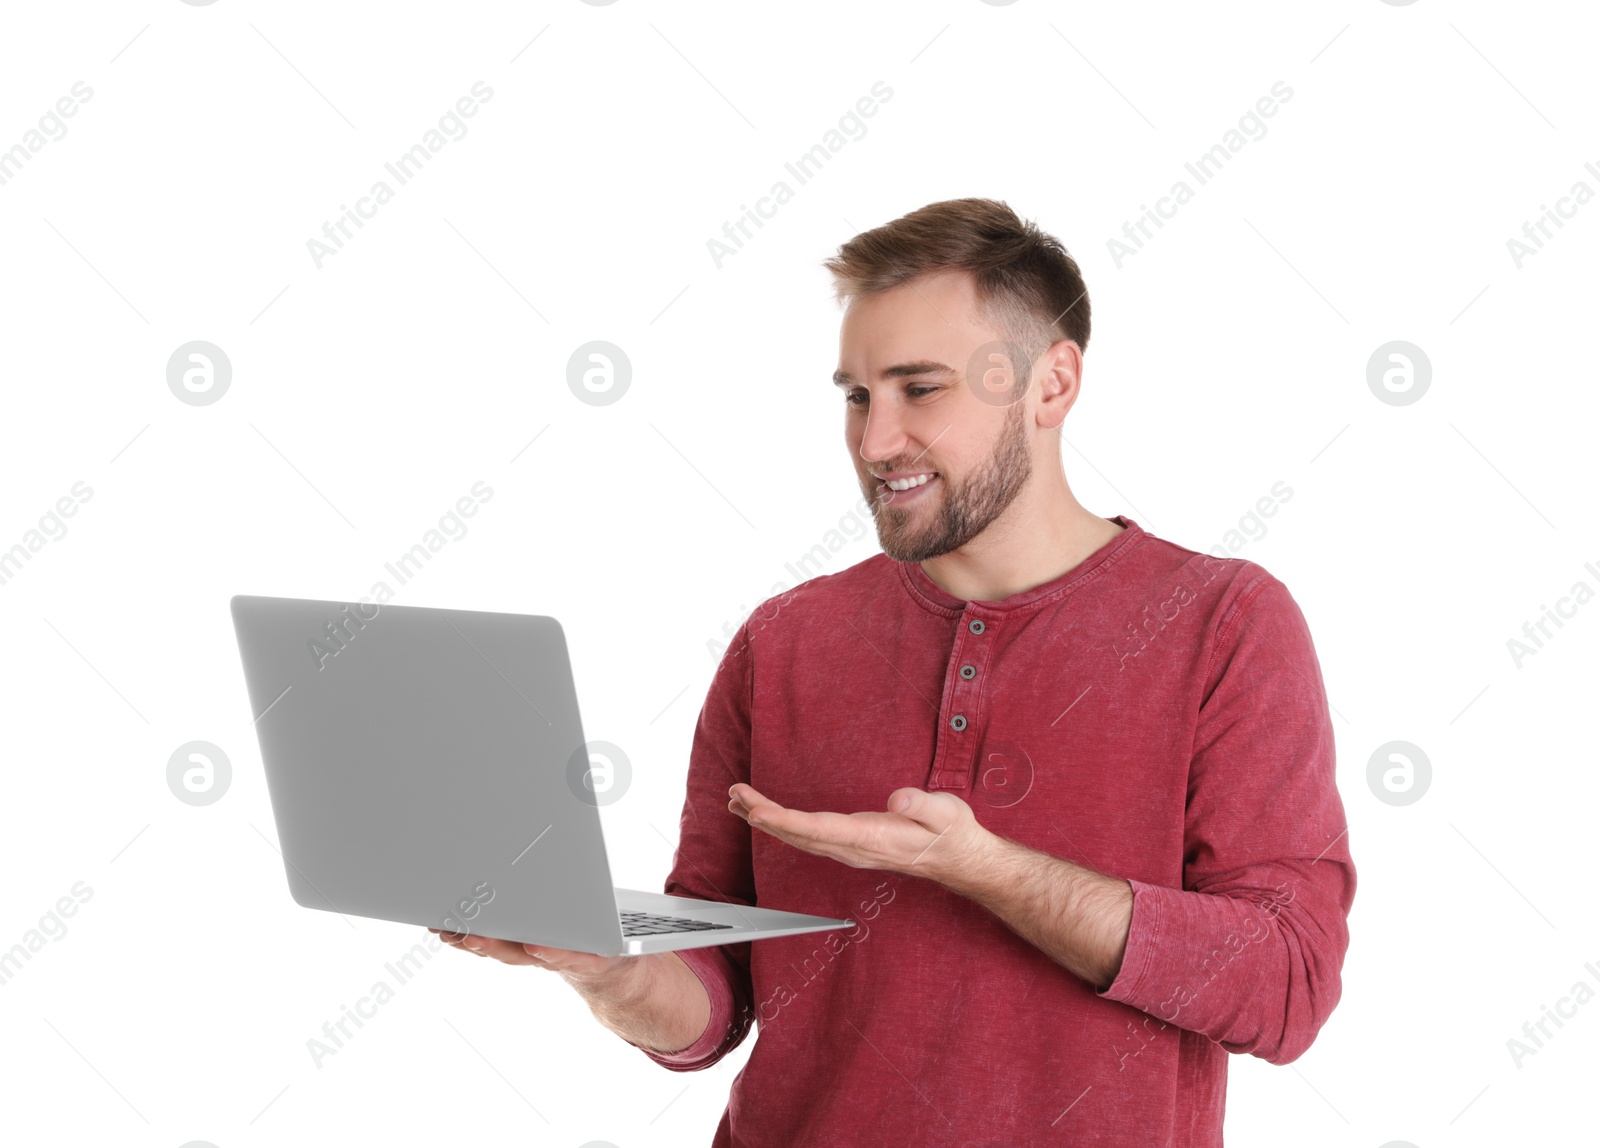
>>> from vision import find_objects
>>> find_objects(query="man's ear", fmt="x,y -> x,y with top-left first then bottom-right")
1034,339 -> 1083,431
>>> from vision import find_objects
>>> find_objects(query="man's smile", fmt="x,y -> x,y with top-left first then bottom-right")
873,470 -> 941,503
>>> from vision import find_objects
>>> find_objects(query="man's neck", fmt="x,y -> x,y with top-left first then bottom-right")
919,483 -> 1125,604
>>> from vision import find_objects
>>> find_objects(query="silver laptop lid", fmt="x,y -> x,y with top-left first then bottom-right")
230,595 -> 627,954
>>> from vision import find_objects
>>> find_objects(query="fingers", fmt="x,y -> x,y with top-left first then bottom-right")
427,928 -> 628,976
728,783 -> 780,822
472,939 -> 535,963
520,944 -> 607,975
433,929 -> 488,957
429,929 -> 546,966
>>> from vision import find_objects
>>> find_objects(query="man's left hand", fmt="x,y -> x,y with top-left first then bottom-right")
727,782 -> 993,882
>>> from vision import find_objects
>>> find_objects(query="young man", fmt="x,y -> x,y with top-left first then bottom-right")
436,198 -> 1356,1145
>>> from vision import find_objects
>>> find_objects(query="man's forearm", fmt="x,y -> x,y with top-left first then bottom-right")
567,952 -> 712,1055
936,832 -> 1134,990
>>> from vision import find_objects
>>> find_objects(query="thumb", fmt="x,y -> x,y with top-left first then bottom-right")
888,787 -> 940,826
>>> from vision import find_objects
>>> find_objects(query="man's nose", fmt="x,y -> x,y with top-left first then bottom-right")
858,401 -> 909,464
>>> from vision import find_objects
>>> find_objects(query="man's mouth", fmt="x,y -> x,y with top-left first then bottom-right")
874,471 -> 940,503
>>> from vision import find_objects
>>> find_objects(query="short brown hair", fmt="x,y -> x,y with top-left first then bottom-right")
822,197 -> 1090,358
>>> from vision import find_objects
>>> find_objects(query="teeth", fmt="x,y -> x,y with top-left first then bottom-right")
884,473 -> 936,492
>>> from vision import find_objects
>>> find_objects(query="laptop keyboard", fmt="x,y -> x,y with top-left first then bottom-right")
620,910 -> 735,937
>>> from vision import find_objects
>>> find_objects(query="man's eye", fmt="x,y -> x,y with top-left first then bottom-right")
844,385 -> 937,407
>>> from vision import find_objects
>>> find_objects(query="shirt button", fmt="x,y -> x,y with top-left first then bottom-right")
959,664 -> 976,679
968,619 -> 986,635
950,714 -> 968,731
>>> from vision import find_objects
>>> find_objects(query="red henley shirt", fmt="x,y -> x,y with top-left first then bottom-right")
633,515 -> 1355,1146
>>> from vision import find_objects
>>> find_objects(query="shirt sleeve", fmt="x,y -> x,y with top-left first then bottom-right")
629,619 -> 759,1072
1096,572 -> 1357,1066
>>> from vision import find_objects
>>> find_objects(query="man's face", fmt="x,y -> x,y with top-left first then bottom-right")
834,270 -> 1036,563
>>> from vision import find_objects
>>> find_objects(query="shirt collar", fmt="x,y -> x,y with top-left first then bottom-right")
895,515 -> 1144,616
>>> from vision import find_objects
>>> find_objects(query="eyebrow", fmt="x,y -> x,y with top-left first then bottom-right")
832,361 -> 958,387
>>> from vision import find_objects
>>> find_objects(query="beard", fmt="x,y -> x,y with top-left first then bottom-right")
864,399 -> 1033,563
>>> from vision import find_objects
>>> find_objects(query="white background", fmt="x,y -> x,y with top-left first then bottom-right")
1,1 -> 1596,1145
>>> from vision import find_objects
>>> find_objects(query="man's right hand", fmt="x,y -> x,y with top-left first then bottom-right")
427,927 -> 712,1056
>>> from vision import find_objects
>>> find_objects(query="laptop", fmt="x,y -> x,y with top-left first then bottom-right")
229,595 -> 853,956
